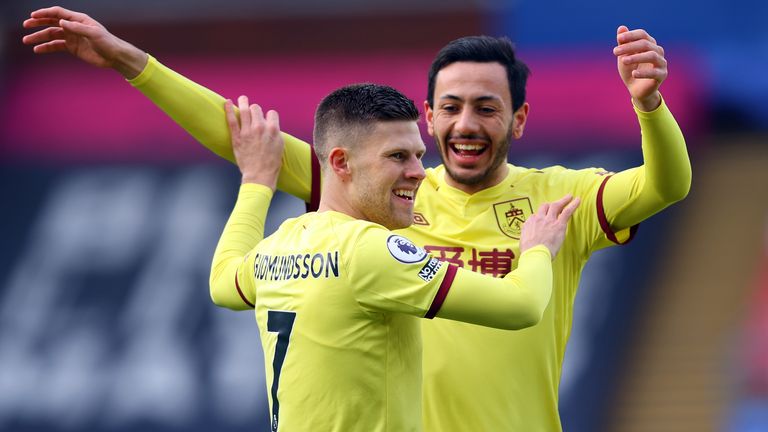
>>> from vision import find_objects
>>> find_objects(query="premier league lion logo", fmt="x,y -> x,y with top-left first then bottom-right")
397,240 -> 418,254
386,235 -> 428,264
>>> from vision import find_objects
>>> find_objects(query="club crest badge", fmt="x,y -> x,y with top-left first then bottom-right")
386,235 -> 428,264
493,198 -> 533,239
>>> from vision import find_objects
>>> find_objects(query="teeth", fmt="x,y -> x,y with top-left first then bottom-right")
394,189 -> 414,199
453,143 -> 486,151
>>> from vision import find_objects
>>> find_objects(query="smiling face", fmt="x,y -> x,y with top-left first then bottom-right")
347,120 -> 426,230
426,61 -> 529,194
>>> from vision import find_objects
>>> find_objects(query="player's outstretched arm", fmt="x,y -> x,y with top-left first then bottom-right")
23,6 -> 314,202
603,26 -> 692,230
436,195 -> 580,329
209,97 -> 284,310
128,60 -> 315,202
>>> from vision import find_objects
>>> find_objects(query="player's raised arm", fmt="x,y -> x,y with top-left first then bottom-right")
209,97 -> 285,310
22,6 -> 315,203
127,61 -> 315,202
435,195 -> 580,329
601,26 -> 692,231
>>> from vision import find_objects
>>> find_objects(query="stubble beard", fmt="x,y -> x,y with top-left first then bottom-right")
355,177 -> 410,230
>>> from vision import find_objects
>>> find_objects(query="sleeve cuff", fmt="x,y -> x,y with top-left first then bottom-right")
127,54 -> 158,87
520,244 -> 552,261
633,93 -> 668,118
239,183 -> 275,200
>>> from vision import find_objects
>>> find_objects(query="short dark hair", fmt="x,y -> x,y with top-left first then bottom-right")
427,36 -> 530,112
313,83 -> 419,164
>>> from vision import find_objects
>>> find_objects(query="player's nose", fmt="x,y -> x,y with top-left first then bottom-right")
454,108 -> 481,135
404,155 -> 426,181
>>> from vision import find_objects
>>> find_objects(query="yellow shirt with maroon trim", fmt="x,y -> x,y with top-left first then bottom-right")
407,164 -> 629,432
133,57 -> 689,432
234,211 -> 454,432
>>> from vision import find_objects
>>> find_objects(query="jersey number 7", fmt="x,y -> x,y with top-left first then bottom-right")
267,310 -> 296,432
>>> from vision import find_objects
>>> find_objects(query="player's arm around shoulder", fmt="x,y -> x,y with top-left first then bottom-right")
436,195 -> 580,330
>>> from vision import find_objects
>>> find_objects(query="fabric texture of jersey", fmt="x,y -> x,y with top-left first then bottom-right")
406,164 -> 626,432
236,211 -> 451,432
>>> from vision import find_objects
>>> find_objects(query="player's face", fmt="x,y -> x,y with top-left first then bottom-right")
349,121 -> 426,230
426,61 -> 529,193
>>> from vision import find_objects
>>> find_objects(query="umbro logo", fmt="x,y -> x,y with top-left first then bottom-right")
413,213 -> 429,226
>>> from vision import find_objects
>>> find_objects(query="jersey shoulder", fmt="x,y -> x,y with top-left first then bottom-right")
511,164 -> 613,194
268,211 -> 389,251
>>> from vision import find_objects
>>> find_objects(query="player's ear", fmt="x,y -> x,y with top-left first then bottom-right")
424,100 -> 435,137
512,102 -> 530,139
328,147 -> 352,180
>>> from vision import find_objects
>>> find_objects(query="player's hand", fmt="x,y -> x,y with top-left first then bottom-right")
613,25 -> 666,112
225,96 -> 284,191
519,195 -> 580,259
22,6 -> 147,79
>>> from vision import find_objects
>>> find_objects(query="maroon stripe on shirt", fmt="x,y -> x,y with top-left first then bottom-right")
425,264 -> 458,319
235,273 -> 255,308
306,146 -> 321,213
596,174 -> 638,245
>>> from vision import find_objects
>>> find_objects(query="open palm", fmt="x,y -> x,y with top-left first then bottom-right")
23,6 -> 147,78
23,7 -> 120,69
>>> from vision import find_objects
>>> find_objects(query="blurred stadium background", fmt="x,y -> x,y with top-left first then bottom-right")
1,1 -> 766,431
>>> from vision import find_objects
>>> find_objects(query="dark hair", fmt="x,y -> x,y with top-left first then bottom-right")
313,83 -> 419,162
426,36 -> 530,112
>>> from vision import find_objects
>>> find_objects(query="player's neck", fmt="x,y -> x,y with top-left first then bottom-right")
317,185 -> 363,221
443,164 -> 509,195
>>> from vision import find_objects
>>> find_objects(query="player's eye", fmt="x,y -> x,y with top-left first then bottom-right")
390,152 -> 405,160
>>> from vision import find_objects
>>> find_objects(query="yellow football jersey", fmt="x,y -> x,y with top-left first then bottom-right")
403,164 -> 632,432
135,57 -> 687,432
234,211 -> 453,432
